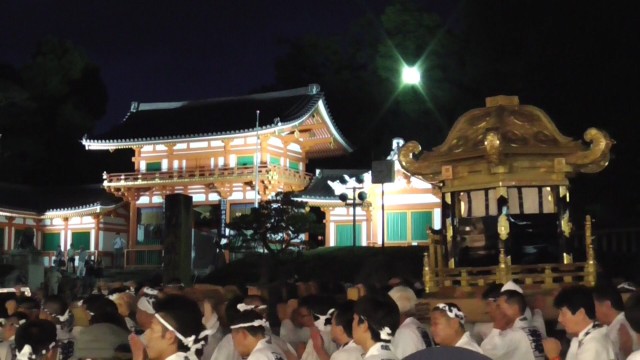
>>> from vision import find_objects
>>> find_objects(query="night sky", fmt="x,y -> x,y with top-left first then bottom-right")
2,1 -> 640,226
1,0 -> 456,132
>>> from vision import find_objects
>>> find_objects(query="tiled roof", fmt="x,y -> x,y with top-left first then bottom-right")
82,84 -> 352,153
0,183 -> 122,216
295,169 -> 368,201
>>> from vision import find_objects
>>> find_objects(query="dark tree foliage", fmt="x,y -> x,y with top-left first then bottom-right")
226,192 -> 319,258
0,38 -> 109,186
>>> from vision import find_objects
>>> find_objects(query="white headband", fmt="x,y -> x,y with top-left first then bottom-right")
435,303 -> 465,324
41,308 -> 70,323
154,313 -> 211,360
137,296 -> 156,314
237,304 -> 266,312
359,315 -> 393,341
314,309 -> 335,330
15,342 -> 55,360
379,327 -> 392,341
229,318 -> 269,329
143,287 -> 159,296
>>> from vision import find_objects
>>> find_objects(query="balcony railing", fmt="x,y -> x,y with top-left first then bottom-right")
124,247 -> 164,269
104,165 -> 312,188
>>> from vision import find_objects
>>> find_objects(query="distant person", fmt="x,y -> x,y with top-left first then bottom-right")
46,267 -> 62,296
76,247 -> 87,278
113,233 -> 126,268
66,244 -> 75,274
54,246 -> 64,268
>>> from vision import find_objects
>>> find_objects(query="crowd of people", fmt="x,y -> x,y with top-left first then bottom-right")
0,270 -> 640,360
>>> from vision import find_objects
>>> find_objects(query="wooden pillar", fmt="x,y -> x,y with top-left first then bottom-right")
167,144 -> 175,170
259,135 -> 268,165
128,199 -> 138,249
6,217 -> 15,251
93,215 -> 101,251
34,219 -> 42,250
62,218 -> 69,249
324,208 -> 332,247
443,193 -> 455,268
282,141 -> 289,169
364,205 -> 372,246
134,147 -> 142,171
223,140 -> 231,167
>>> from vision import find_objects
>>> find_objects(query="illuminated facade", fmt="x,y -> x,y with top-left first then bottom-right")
295,139 -> 441,247
82,85 -> 352,260
0,185 -> 127,266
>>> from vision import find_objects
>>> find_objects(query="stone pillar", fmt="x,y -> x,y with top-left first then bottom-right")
163,194 -> 194,286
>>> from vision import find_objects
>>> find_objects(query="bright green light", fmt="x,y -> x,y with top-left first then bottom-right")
402,66 -> 421,84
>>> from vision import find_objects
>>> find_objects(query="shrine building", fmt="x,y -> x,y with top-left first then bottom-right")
81,84 -> 352,265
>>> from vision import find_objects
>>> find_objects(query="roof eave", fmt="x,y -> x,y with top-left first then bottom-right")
83,95 -> 354,153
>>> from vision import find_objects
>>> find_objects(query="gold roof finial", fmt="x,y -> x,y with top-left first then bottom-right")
485,95 -> 519,107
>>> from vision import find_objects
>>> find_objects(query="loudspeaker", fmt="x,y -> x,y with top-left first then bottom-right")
163,194 -> 193,286
371,160 -> 395,184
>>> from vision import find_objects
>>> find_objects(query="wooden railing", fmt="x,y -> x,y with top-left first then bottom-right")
104,165 -> 312,187
124,247 -> 164,269
432,262 -> 587,291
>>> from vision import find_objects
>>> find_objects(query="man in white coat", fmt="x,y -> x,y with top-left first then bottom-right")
543,285 -> 615,360
352,294 -> 400,360
431,303 -> 483,354
230,309 -> 287,360
501,280 -> 547,337
308,301 -> 363,360
622,292 -> 640,359
481,289 -> 545,360
594,282 -> 638,359
387,286 -> 434,359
